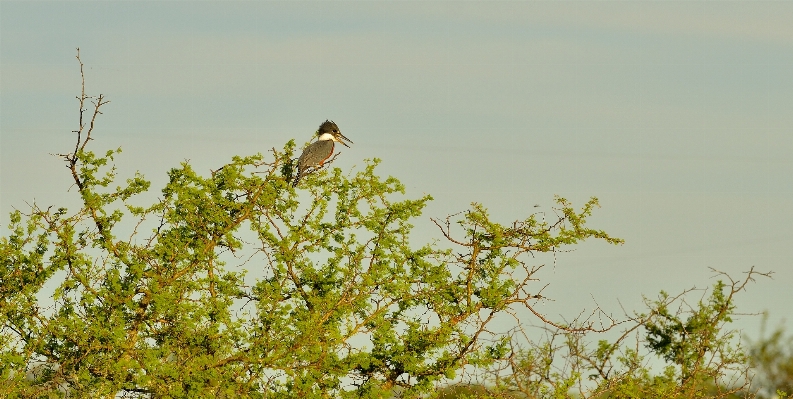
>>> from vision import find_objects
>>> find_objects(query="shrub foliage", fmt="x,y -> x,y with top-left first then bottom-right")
0,52 -> 624,398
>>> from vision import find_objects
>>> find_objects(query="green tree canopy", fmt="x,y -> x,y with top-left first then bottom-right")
0,53 -> 623,398
4,51 -> 777,399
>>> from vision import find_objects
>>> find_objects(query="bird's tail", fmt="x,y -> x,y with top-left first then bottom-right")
292,170 -> 301,187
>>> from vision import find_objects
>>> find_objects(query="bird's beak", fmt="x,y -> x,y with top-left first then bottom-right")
335,133 -> 353,148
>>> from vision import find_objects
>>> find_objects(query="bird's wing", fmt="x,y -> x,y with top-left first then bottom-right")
298,140 -> 334,171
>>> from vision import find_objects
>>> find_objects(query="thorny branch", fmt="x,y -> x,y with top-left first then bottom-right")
431,205 -> 623,335
476,267 -> 772,399
60,48 -> 111,188
54,49 -> 114,257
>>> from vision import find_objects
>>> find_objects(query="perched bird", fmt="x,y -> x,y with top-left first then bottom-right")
292,120 -> 353,187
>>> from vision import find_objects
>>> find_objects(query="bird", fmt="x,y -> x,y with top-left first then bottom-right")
292,120 -> 353,187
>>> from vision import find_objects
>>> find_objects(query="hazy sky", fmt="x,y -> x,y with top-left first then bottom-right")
1,1 -> 791,339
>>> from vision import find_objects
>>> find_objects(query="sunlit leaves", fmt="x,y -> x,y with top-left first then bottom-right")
1,131 -> 623,398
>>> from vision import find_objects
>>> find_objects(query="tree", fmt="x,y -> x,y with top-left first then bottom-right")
747,315 -> 793,399
0,51 -> 623,398
468,269 -> 769,399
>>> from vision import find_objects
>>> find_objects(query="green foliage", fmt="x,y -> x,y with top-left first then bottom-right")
0,103 -> 622,397
747,315 -> 793,398
6,54 -> 772,399
483,271 -> 764,399
598,282 -> 747,398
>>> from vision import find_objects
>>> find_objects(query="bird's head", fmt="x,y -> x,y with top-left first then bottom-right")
317,120 -> 353,148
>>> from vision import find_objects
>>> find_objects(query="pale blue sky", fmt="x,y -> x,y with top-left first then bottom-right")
1,1 -> 792,339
